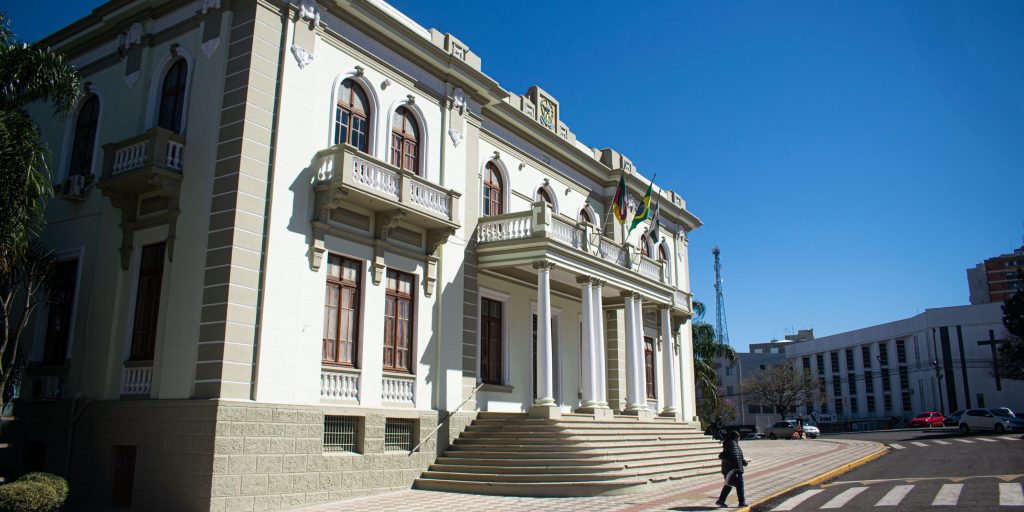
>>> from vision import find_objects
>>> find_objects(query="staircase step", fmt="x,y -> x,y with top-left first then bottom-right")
413,477 -> 646,497
427,462 -> 626,474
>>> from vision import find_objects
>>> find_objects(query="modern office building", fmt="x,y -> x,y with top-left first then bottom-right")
786,303 -> 1021,427
967,245 -> 1024,305
4,0 -> 708,509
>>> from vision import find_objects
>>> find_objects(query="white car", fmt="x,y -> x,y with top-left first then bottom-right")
765,420 -> 820,439
959,408 -> 1024,435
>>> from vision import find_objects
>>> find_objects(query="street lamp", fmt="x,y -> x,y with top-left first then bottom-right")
932,359 -> 944,414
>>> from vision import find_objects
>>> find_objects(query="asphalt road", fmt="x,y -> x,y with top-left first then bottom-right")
752,428 -> 1024,511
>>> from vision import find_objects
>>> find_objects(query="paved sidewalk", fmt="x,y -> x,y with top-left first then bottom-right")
291,438 -> 886,511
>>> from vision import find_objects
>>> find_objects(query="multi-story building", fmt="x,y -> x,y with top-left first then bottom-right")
967,245 -> 1024,304
786,304 -> 1021,428
6,0 -> 703,509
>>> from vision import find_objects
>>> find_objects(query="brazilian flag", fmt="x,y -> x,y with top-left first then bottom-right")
629,176 -> 655,233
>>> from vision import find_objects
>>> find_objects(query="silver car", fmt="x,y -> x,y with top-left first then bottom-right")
765,420 -> 820,439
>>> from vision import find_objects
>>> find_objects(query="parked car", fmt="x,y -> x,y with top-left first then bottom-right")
908,411 -> 945,428
958,408 -> 1024,435
743,433 -> 765,440
992,407 -> 1016,418
944,410 -> 964,427
765,420 -> 820,439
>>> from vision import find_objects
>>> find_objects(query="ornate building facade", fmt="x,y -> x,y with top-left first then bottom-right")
6,0 -> 704,509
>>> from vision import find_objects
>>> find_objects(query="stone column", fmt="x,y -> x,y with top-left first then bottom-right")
530,261 -> 559,418
678,318 -> 697,422
634,294 -> 648,409
623,292 -> 648,417
576,276 -> 599,410
592,279 -> 609,409
659,306 -> 679,417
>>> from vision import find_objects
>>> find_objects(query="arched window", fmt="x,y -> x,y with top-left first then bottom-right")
334,79 -> 370,152
641,236 -> 653,258
390,107 -> 420,174
482,162 -> 503,216
537,187 -> 554,206
69,95 -> 100,176
659,244 -> 669,261
579,207 -> 593,224
158,60 -> 188,134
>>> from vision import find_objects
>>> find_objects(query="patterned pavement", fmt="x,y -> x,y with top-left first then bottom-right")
292,438 -> 885,511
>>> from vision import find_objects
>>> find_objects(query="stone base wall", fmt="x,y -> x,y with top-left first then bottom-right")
3,399 -> 448,512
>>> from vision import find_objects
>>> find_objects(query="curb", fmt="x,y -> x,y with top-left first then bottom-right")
737,442 -> 891,512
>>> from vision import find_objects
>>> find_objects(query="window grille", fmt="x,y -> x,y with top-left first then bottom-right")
323,415 -> 359,453
384,418 -> 414,452
111,445 -> 137,509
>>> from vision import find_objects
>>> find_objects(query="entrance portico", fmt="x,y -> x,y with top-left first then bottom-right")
475,201 -> 693,421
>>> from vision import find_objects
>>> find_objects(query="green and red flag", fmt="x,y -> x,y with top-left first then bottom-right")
649,200 -> 662,243
612,173 -> 628,225
629,175 -> 655,233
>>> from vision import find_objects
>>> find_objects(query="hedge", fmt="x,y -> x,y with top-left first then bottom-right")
15,474 -> 67,504
0,472 -> 69,512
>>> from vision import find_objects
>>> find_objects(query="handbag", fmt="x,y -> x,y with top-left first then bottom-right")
724,468 -> 741,487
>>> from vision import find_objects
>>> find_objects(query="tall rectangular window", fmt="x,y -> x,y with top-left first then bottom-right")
111,445 -> 137,509
830,352 -> 840,373
129,243 -> 165,361
845,349 -> 855,371
644,336 -> 656,399
816,354 -> 825,375
480,298 -> 503,385
383,269 -> 415,373
323,255 -> 361,366
42,259 -> 79,365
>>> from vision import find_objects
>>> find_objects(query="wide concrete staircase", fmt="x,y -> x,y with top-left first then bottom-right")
414,412 -> 722,497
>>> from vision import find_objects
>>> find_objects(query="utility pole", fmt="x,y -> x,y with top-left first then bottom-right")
713,246 -> 730,346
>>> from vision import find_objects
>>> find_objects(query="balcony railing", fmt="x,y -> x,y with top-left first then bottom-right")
321,368 -> 360,401
381,375 -> 415,403
121,364 -> 153,396
101,127 -> 185,181
314,144 -> 460,227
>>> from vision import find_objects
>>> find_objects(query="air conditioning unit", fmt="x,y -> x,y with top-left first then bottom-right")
62,174 -> 87,200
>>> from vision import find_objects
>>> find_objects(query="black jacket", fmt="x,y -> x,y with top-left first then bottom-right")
720,438 -> 746,474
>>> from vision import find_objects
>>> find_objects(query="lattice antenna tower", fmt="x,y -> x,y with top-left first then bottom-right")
712,246 -> 730,346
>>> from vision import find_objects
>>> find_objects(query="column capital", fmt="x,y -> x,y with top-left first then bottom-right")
620,290 -> 633,299
575,275 -> 592,284
658,304 -> 672,312
590,277 -> 605,288
532,260 -> 555,271
632,291 -> 644,302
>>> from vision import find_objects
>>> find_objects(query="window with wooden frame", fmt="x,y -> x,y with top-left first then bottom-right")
128,243 -> 165,361
157,60 -> 188,134
644,336 -> 656,399
334,79 -> 370,152
658,244 -> 669,262
482,162 -> 503,216
69,96 -> 99,176
579,207 -> 593,225
110,445 -> 137,509
383,269 -> 415,373
537,187 -> 554,206
322,255 -> 361,366
42,259 -> 79,365
480,298 -> 503,385
390,107 -> 420,174
641,237 -> 652,258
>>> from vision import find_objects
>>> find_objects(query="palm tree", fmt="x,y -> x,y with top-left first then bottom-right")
0,12 -> 81,412
0,12 -> 81,275
692,300 -> 736,410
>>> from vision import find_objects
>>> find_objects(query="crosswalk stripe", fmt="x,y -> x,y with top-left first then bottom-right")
910,441 -> 929,447
932,440 -> 951,445
875,484 -> 914,506
1000,483 -> 1024,506
821,487 -> 868,509
772,489 -> 824,511
889,443 -> 905,450
932,483 -> 963,506
954,438 -> 974,443
977,437 -> 999,443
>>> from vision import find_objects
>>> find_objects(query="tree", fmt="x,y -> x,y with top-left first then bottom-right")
692,300 -> 736,412
740,362 -> 822,421
0,13 -> 81,412
697,395 -> 736,430
998,273 -> 1024,381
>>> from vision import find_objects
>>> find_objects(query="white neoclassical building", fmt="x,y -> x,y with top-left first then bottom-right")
5,0 -> 708,509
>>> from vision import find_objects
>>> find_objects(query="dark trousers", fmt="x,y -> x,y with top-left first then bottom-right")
718,472 -> 746,504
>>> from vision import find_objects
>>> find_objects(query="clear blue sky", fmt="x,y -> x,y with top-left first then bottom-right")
8,1 -> 1024,351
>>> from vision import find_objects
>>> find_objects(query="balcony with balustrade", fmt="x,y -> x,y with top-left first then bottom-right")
97,127 -> 185,269
475,201 -> 690,314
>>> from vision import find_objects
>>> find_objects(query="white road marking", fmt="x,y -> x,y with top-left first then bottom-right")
889,443 -> 905,450
1000,483 -> 1024,506
932,440 -> 951,445
954,438 -> 974,443
932,483 -> 963,506
772,489 -> 824,511
875,484 -> 914,507
821,487 -> 868,509
977,437 -> 999,443
910,441 -> 929,447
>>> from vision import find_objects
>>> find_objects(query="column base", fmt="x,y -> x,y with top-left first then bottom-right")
659,409 -> 680,420
575,406 -> 614,420
528,405 -> 562,419
622,406 -> 653,421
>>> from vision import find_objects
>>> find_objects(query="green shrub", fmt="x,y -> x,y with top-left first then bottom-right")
15,474 -> 67,505
0,481 -> 59,512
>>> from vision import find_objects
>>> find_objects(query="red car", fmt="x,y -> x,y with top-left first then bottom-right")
909,411 -> 945,428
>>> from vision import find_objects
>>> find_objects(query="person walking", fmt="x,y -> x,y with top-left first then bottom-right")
715,429 -> 748,508
796,415 -> 805,440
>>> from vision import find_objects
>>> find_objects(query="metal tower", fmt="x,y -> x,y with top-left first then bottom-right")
712,246 -> 730,346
